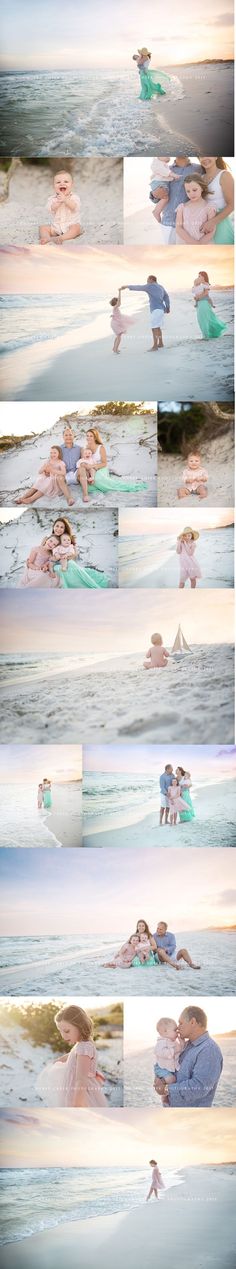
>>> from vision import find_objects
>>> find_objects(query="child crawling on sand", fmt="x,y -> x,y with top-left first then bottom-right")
177,452 -> 208,501
39,170 -> 83,245
154,1016 -> 185,1088
110,288 -> 134,353
144,633 -> 169,669
146,1160 -> 165,1201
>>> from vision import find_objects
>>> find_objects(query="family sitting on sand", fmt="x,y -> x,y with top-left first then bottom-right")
37,1005 -> 108,1108
39,169 -> 83,245
103,919 -> 200,973
150,157 -> 234,245
110,272 -> 226,354
153,1005 -> 223,1106
16,423 -> 147,506
37,778 -> 52,810
160,764 -> 195,824
20,516 -> 109,589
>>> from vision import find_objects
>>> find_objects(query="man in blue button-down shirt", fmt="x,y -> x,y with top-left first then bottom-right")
154,1006 -> 223,1106
159,763 -> 174,824
121,276 -> 170,351
153,922 -> 201,971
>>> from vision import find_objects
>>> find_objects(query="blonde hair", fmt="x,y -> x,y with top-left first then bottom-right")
55,1005 -> 93,1039
184,173 -> 210,200
151,632 -> 162,645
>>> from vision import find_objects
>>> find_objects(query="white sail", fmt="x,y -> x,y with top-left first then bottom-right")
172,624 -> 191,653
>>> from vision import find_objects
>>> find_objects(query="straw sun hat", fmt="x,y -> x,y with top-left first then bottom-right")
178,526 -> 199,541
138,48 -> 151,56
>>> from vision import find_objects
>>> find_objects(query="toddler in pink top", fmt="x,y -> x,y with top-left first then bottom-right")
144,632 -> 169,669
176,174 -> 216,244
177,452 -> 208,501
39,170 -> 83,245
154,1017 -> 185,1084
176,527 -> 201,588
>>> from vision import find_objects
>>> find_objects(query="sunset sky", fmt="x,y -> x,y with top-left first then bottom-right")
1,1 -> 234,69
0,590 -> 233,655
1,846 -> 235,935
84,742 -> 236,777
0,245 -> 233,294
125,996 -> 236,1053
0,1108 -> 235,1168
0,745 -> 82,784
119,509 -> 234,536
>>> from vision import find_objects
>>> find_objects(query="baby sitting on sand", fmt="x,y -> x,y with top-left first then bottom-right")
177,452 -> 208,501
76,448 -> 95,483
154,1017 -> 185,1087
143,633 -> 169,669
39,170 -> 83,245
149,157 -> 180,221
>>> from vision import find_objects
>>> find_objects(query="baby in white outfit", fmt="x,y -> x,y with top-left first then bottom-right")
154,1017 -> 185,1085
150,157 -> 180,220
39,170 -> 82,245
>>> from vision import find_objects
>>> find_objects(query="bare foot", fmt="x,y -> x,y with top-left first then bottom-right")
82,495 -> 90,503
67,496 -> 75,506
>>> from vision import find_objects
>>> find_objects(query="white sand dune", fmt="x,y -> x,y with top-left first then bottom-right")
0,159 -> 123,246
0,646 -> 234,745
2,1169 -> 236,1269
158,431 -> 235,509
0,509 -> 118,588
0,292 -> 233,403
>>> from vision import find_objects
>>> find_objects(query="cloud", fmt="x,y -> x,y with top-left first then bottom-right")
211,10 -> 234,22
217,889 -> 236,904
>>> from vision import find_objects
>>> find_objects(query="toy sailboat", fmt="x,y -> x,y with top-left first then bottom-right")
172,624 -> 191,654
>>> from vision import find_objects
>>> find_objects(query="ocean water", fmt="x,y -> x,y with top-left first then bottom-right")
0,293 -> 104,356
119,528 -> 234,588
0,932 -> 235,997
0,781 -> 81,848
125,1036 -> 236,1108
83,769 -> 234,825
0,1166 -> 183,1243
0,69 -> 184,158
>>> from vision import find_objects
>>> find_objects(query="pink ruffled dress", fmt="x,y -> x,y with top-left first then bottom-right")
35,459 -> 67,497
111,305 -> 134,334
37,1040 -> 107,1107
176,540 -> 201,582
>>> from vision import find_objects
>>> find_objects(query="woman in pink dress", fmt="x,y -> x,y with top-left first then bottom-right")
16,446 -> 74,507
110,288 -> 134,353
36,1006 -> 107,1108
176,527 -> 201,588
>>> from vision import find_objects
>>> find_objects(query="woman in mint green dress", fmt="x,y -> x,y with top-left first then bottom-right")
193,271 -> 227,340
42,780 -> 52,810
50,516 -> 109,589
133,49 -> 175,101
176,768 -> 195,823
200,157 -> 234,244
77,428 -> 148,503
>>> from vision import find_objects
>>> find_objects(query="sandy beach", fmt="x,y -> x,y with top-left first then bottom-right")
2,1168 -> 236,1269
118,525 -> 234,589
0,158 -> 123,246
0,413 -> 157,510
1,930 -> 235,997
158,429 -> 235,508
0,63 -> 234,156
83,777 -> 236,849
0,509 -> 118,588
0,289 -> 233,403
0,646 -> 234,744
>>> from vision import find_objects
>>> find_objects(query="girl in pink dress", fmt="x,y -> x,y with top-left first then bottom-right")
176,527 -> 201,588
20,536 -> 60,587
176,174 -> 216,244
103,934 -> 141,968
110,288 -> 134,353
168,779 -> 190,825
16,446 -> 74,507
37,1006 -> 107,1108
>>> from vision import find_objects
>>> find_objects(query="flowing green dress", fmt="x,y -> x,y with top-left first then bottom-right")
54,559 -> 109,589
139,68 -> 169,99
179,786 -> 195,823
43,788 -> 52,809
197,299 -> 227,340
132,951 -> 156,966
90,466 -> 147,495
213,217 -> 234,244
